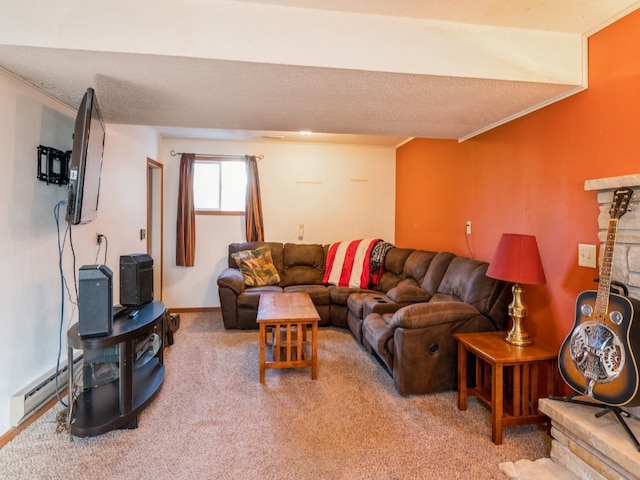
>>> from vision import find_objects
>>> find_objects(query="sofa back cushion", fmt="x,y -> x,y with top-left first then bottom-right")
376,248 -> 414,291
437,257 -> 507,318
282,243 -> 325,286
420,251 -> 456,294
400,250 -> 437,287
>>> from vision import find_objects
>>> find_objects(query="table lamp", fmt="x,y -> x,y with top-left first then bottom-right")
486,233 -> 546,346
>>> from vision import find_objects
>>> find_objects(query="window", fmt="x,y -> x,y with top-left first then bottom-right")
193,160 -> 247,214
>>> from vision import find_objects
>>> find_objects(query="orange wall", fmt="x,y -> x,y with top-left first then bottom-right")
396,9 -> 640,354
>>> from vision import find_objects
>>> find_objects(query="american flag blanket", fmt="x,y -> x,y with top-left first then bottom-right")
323,238 -> 389,288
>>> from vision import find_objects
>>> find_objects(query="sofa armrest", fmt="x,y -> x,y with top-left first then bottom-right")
363,296 -> 404,319
217,268 -> 246,295
386,285 -> 431,304
389,301 -> 479,330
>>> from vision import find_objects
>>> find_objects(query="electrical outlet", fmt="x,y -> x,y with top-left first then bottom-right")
96,232 -> 102,245
578,243 -> 596,268
465,221 -> 472,235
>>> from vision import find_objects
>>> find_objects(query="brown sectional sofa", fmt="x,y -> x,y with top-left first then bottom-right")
217,241 -> 512,395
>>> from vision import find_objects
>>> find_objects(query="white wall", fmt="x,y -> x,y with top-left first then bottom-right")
161,137 -> 396,309
0,69 -> 158,436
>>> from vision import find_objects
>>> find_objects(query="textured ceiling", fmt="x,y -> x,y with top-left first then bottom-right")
0,1 -> 639,146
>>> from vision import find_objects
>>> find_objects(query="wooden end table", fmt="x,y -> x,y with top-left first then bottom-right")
453,331 -> 557,445
257,292 -> 320,383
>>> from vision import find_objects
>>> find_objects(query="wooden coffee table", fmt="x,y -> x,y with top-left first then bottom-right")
257,292 -> 320,383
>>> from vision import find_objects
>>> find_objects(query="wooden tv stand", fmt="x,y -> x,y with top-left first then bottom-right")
66,300 -> 165,437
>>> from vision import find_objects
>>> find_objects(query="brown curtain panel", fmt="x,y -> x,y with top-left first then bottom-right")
176,153 -> 196,266
245,155 -> 264,242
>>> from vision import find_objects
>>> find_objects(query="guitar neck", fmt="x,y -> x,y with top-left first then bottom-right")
595,218 -> 618,315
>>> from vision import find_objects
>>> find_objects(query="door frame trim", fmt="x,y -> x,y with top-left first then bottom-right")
147,158 -> 164,302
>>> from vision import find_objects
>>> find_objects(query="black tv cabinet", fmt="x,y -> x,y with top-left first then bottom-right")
66,300 -> 166,437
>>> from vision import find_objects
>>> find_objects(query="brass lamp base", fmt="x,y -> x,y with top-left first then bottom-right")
504,283 -> 532,347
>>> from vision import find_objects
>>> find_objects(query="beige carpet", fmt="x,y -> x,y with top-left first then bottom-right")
0,312 -> 550,479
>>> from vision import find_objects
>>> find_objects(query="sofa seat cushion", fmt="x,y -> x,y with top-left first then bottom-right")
283,285 -> 330,305
328,286 -> 378,306
362,313 -> 395,371
237,286 -> 283,309
386,285 -> 431,304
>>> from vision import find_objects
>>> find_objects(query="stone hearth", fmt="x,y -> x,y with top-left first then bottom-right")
500,398 -> 640,479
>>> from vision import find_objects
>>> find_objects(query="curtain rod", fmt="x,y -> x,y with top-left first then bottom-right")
170,150 -> 263,160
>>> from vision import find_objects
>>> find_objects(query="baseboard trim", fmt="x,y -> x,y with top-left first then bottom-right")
167,307 -> 221,313
0,395 -> 60,449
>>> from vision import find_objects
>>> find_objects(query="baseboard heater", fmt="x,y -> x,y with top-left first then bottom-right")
10,354 -> 83,427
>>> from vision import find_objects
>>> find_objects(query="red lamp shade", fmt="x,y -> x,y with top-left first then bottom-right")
486,233 -> 546,285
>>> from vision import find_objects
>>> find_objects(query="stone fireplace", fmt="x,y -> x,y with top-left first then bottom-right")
585,173 -> 640,301
500,174 -> 640,479
586,173 -> 640,423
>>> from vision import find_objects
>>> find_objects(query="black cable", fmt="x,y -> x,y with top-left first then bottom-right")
54,200 -> 69,408
53,202 -> 83,411
102,235 -> 108,265
94,234 -> 108,265
465,227 -> 475,259
69,223 -> 78,301
61,224 -> 76,306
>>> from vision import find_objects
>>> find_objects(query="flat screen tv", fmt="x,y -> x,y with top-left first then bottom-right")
66,87 -> 106,225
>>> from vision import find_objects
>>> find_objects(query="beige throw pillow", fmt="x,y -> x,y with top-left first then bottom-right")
231,245 -> 281,287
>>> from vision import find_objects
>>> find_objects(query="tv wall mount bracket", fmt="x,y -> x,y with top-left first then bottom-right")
37,145 -> 71,185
